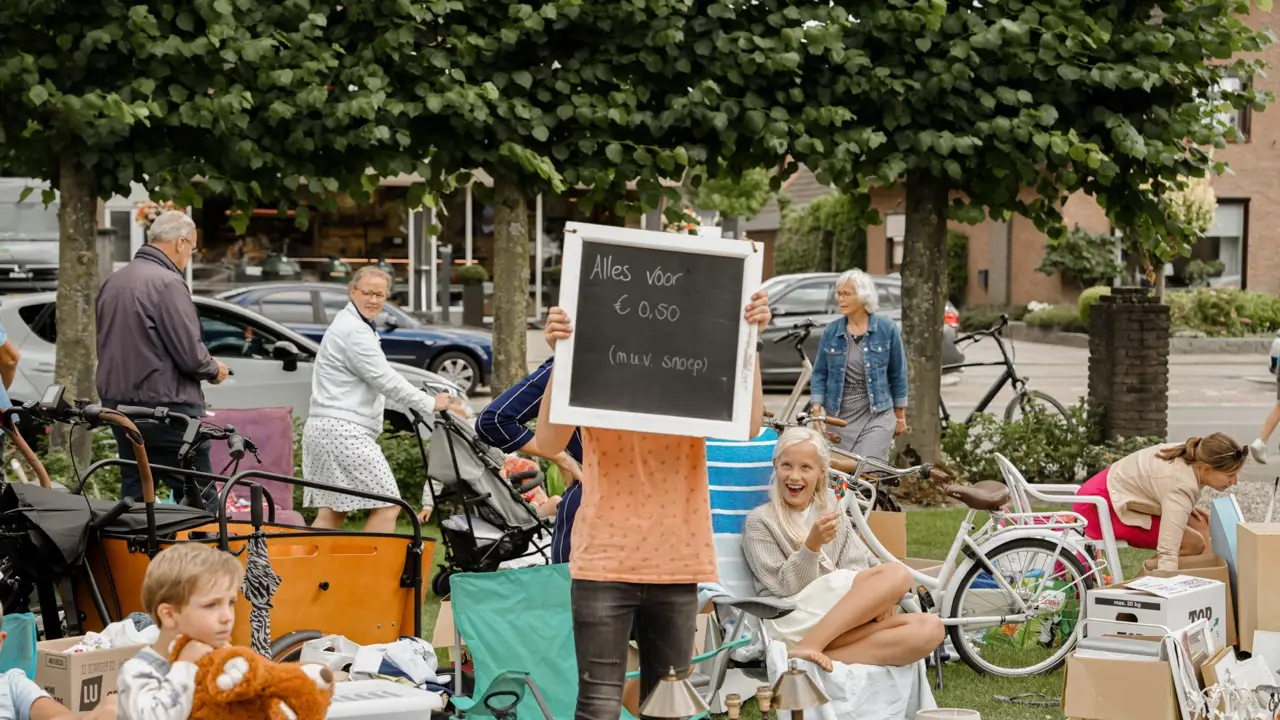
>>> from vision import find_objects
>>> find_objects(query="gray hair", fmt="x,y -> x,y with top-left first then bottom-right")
836,269 -> 879,314
349,265 -> 392,291
765,426 -> 838,566
147,211 -> 196,245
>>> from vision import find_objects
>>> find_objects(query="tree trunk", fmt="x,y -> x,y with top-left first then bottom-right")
490,176 -> 529,396
51,154 -> 98,470
897,172 -> 949,465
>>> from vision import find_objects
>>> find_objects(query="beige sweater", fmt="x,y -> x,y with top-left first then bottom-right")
742,504 -> 876,598
1107,443 -> 1201,571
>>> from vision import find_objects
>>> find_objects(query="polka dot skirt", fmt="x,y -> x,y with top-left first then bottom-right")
302,416 -> 400,512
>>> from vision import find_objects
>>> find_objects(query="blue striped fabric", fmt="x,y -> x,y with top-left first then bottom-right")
707,430 -> 777,598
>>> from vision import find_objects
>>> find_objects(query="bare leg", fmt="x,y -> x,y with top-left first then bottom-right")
821,614 -> 945,668
312,508 -> 346,530
363,505 -> 402,534
788,564 -> 913,671
1184,513 -> 1210,556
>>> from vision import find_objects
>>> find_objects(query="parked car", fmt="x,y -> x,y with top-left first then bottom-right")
757,272 -> 966,388
0,179 -> 61,291
215,282 -> 493,393
1,292 -> 466,435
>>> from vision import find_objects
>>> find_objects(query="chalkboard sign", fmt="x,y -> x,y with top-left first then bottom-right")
549,222 -> 763,439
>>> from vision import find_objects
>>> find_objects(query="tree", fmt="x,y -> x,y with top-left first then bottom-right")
0,3 -> 460,460
1124,173 -> 1219,296
773,194 -> 871,274
687,166 -> 778,220
791,0 -> 1274,462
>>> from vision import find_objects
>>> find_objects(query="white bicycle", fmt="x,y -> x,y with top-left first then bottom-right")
833,453 -> 1122,678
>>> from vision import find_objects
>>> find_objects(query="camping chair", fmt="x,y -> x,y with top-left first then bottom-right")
207,407 -> 306,526
695,434 -> 937,717
447,563 -> 754,720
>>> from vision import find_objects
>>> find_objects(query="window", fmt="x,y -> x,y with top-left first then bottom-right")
1205,201 -> 1246,280
320,290 -> 349,322
257,291 -> 316,324
105,209 -> 134,263
197,306 -> 292,359
772,280 -> 834,316
1207,76 -> 1251,142
885,214 -> 906,272
875,282 -> 902,311
19,303 -> 56,343
0,200 -> 60,236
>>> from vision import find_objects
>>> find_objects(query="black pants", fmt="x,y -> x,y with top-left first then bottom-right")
106,401 -> 216,512
571,580 -> 698,720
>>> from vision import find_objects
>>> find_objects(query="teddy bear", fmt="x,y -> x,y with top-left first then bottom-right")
168,636 -> 336,720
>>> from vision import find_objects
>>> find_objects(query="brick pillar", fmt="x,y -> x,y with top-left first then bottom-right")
1087,287 -> 1170,441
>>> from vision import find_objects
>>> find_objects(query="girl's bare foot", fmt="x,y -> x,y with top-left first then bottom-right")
788,645 -> 833,673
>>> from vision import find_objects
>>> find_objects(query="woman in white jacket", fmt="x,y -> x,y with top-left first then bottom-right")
304,266 -> 451,532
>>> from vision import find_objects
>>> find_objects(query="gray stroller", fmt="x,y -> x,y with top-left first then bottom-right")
414,410 -> 553,597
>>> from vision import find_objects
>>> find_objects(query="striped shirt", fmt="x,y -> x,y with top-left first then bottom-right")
474,357 -> 583,462
474,356 -> 582,563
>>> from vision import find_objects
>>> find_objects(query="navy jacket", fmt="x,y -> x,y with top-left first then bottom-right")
475,357 -> 581,563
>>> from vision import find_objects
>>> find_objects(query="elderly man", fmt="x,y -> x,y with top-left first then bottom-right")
97,210 -> 228,510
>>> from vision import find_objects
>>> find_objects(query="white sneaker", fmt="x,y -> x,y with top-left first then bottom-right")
1250,438 -> 1268,464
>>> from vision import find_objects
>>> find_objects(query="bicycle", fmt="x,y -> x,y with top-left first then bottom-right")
941,313 -> 1068,431
833,452 -> 1110,678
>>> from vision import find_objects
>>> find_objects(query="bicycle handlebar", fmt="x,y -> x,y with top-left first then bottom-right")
113,405 -> 257,463
955,313 -> 1010,344
833,451 -> 935,483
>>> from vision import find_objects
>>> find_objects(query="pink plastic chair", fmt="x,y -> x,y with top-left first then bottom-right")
205,406 -> 306,526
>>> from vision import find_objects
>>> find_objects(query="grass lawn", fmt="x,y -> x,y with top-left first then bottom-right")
393,508 -> 1150,720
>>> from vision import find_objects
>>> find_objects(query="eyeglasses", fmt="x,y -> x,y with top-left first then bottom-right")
354,288 -> 387,301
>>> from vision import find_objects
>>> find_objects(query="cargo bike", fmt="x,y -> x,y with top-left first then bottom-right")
0,384 -> 432,659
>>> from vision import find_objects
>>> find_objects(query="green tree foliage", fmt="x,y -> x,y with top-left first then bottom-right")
773,194 -> 871,274
1038,227 -> 1125,288
689,167 -> 777,220
946,229 -> 969,308
791,0 -> 1274,462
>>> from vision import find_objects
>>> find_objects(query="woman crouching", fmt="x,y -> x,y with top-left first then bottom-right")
742,426 -> 943,672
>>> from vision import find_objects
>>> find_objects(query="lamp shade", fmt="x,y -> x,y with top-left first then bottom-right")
771,660 -> 830,710
639,667 -> 709,719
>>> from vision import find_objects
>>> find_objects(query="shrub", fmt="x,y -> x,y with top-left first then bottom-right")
773,194 -> 870,275
946,230 -> 969,308
1023,304 -> 1086,333
923,400 -> 1158,507
456,264 -> 490,285
1165,288 -> 1280,337
1037,226 -> 1124,288
1078,286 -> 1111,326
959,304 -> 1027,332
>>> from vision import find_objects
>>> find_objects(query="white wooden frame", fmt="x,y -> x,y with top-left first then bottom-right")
549,221 -> 763,440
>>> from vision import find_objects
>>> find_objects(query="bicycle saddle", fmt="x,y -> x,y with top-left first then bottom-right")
945,480 -> 1010,511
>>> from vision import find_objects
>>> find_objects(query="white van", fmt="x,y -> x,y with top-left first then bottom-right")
0,178 -> 61,291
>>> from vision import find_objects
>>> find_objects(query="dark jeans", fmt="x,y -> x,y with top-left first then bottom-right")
106,401 -> 216,512
572,580 -> 698,720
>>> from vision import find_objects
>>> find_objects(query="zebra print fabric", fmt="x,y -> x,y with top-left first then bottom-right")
241,533 -> 282,657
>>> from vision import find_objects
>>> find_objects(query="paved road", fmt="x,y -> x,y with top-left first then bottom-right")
484,330 -> 1279,483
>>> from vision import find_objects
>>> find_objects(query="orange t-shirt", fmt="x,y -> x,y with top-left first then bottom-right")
569,427 -> 717,584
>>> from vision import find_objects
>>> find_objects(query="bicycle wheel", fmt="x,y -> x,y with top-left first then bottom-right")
1003,389 -> 1069,423
946,536 -> 1093,677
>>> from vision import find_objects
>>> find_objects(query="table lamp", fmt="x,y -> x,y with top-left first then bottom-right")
638,667 -> 709,719
769,660 -> 830,719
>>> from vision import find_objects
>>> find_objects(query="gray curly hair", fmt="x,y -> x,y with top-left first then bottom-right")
836,269 -> 879,314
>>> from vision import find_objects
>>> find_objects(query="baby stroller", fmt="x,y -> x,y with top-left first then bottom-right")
414,410 -> 553,596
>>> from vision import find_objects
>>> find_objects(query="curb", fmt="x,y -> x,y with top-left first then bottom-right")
1003,321 -> 1272,354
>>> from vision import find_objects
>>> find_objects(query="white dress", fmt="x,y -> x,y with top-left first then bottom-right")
301,416 -> 401,512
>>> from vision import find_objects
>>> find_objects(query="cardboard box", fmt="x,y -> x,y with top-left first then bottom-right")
431,600 -> 466,660
35,637 -> 144,713
1235,523 -> 1280,652
1138,553 -> 1237,647
1061,650 -> 1180,720
1086,576 -> 1228,650
867,510 -> 906,559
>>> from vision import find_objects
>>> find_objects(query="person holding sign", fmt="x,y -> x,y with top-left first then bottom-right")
534,291 -> 770,720
1072,434 -> 1246,571
809,269 -> 908,460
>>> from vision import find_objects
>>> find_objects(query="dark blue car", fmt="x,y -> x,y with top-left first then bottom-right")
216,282 -> 493,393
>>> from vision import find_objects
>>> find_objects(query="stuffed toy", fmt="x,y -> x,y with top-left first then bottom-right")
169,636 -> 335,720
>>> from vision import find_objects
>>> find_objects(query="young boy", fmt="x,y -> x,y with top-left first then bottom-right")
117,542 -> 243,720
0,600 -> 106,720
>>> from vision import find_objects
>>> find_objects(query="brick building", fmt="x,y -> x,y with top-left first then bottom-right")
746,9 -> 1277,306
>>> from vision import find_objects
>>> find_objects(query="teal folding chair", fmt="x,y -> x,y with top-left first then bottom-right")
0,612 -> 38,678
448,563 -> 753,720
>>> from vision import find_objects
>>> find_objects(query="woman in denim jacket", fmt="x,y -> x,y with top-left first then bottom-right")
810,269 -> 908,460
